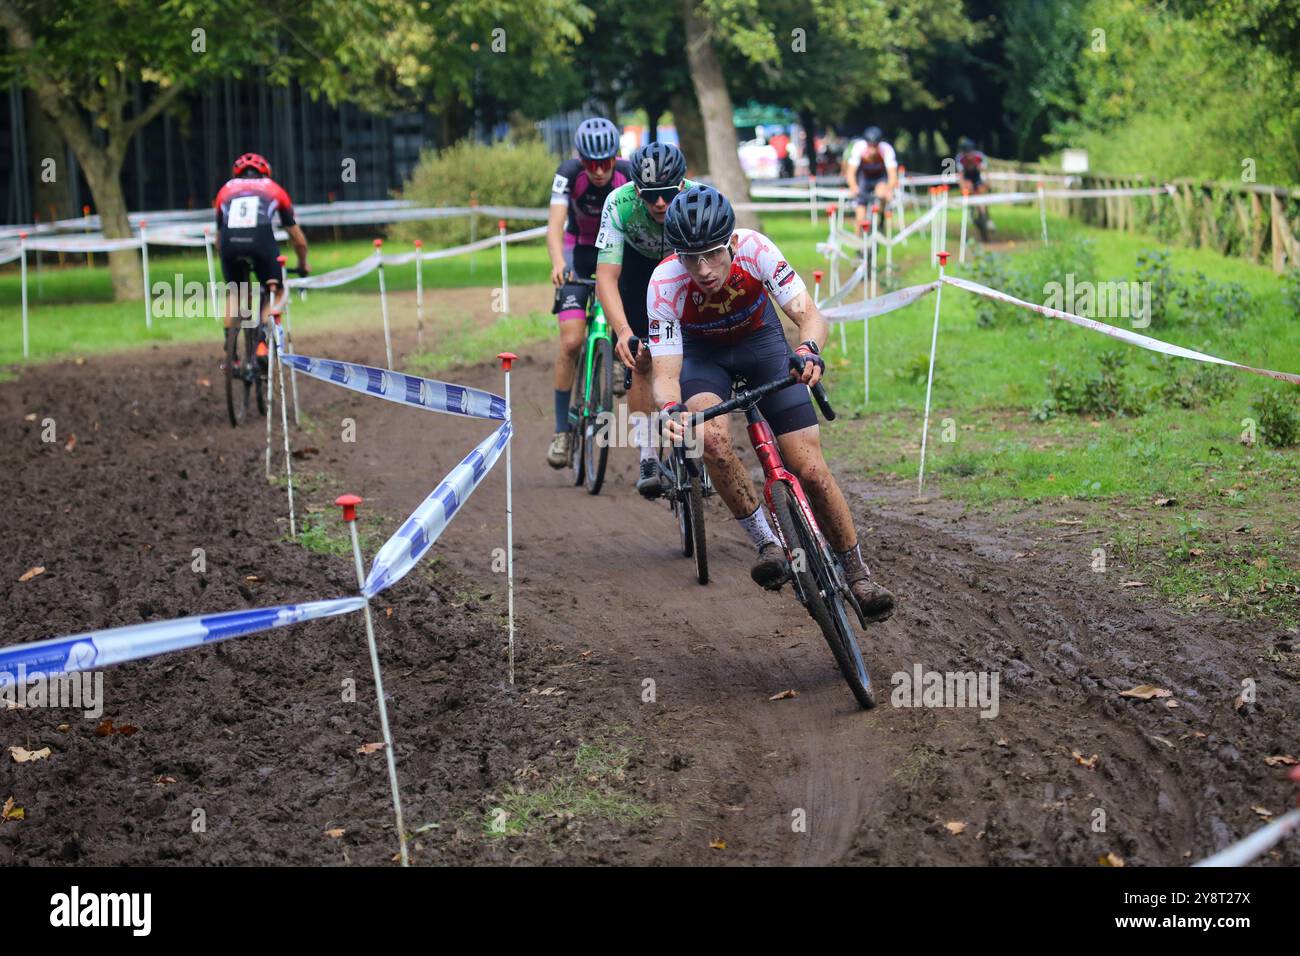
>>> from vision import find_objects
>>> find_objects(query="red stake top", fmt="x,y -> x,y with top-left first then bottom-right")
813,270 -> 824,282
82,205 -> 90,215
373,238 -> 383,249
871,203 -> 881,215
937,251 -> 950,266
414,239 -> 423,248
139,219 -> 146,228
335,493 -> 362,522
18,231 -> 26,240
825,204 -> 836,218
498,219 -> 507,231
497,351 -> 518,371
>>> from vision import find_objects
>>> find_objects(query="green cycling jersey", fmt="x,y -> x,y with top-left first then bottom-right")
595,179 -> 701,265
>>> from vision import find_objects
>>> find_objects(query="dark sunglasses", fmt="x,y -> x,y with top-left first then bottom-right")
637,183 -> 681,204
582,158 -> 615,174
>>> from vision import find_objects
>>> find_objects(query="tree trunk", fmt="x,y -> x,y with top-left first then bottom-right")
645,107 -> 660,144
681,0 -> 756,229
25,90 -> 73,221
669,90 -> 708,174
77,147 -> 141,299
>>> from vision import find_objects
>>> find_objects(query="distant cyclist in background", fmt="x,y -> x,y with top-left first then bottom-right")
843,126 -> 898,233
213,153 -> 308,363
546,118 -> 634,468
595,141 -> 699,497
955,136 -> 993,241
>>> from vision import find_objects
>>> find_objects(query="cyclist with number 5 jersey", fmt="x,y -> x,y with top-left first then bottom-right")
648,185 -> 895,621
213,153 -> 308,361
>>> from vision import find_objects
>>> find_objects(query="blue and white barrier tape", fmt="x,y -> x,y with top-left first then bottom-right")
364,420 -> 512,597
279,353 -> 507,420
0,597 -> 366,682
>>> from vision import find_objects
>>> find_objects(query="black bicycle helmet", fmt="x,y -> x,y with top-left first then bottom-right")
664,186 -> 736,253
574,117 -> 620,161
863,126 -> 883,144
630,142 -> 687,189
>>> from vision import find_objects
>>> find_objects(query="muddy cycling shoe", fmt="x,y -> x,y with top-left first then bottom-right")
846,572 -> 895,624
612,359 -> 628,396
546,431 -> 571,469
750,542 -> 790,591
636,458 -> 663,499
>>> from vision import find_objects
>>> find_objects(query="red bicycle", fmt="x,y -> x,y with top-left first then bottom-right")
671,355 -> 876,709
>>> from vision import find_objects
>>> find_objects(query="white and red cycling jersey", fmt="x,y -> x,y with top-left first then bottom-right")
214,177 -> 296,246
645,228 -> 807,357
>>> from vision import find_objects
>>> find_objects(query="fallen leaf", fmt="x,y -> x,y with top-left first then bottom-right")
356,742 -> 386,755
117,724 -> 139,736
944,821 -> 968,835
1263,755 -> 1298,767
1154,497 -> 1176,507
1150,735 -> 1175,749
413,822 -> 441,834
1055,518 -> 1084,526
95,719 -> 114,737
18,566 -> 45,583
1119,684 -> 1172,700
1252,557 -> 1268,569
64,434 -> 76,452
1120,581 -> 1148,588
244,575 -> 261,583
74,357 -> 85,366
385,607 -> 393,618
9,746 -> 51,763
769,689 -> 799,701
1072,751 -> 1099,770
1192,731 -> 1208,738
1098,852 -> 1125,867
1251,805 -> 1273,820
23,413 -> 36,422
1233,696 -> 1248,711
291,446 -> 320,460
1165,699 -> 1180,709
55,724 -> 69,733
196,378 -> 211,387
995,738 -> 1009,747
1189,548 -> 1205,557
1,796 -> 23,821
325,827 -> 346,838
709,839 -> 726,850
154,776 -> 177,786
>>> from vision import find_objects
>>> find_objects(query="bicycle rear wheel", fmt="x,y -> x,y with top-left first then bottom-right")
682,454 -> 708,585
224,326 -> 251,427
583,336 -> 613,495
769,481 -> 875,709
254,326 -> 268,416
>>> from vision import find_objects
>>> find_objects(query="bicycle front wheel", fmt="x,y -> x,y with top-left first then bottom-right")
569,343 -> 587,487
769,481 -> 875,709
583,336 -> 613,495
683,455 -> 708,584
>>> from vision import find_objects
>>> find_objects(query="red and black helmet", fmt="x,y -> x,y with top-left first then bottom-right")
232,152 -> 271,178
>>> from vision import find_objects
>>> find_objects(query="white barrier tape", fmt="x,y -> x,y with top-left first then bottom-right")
943,274 -> 1300,385
364,420 -> 513,597
287,253 -> 381,290
22,236 -> 144,254
822,281 -> 939,324
279,352 -> 508,420
830,202 -> 941,253
818,261 -> 867,309
379,225 -> 547,266
0,245 -> 22,265
1193,808 -> 1300,867
0,597 -> 365,682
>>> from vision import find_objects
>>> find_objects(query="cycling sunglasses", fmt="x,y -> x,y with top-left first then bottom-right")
582,157 -> 615,174
636,183 -> 682,204
676,244 -> 731,268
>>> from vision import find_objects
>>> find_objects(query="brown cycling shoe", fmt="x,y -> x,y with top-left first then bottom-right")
750,542 -> 790,591
846,572 -> 895,624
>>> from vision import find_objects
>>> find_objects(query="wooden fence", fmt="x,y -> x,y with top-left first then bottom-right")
987,159 -> 1300,274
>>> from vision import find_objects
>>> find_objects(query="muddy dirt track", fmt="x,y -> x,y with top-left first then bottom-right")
2,287 -> 1297,866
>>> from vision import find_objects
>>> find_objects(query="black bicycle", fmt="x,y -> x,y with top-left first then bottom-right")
672,355 -> 876,709
224,269 -> 304,428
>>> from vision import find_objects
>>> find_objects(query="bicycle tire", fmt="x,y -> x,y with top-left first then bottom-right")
670,449 -> 692,557
769,481 -> 875,709
569,341 -> 587,486
583,336 -> 613,495
254,327 -> 267,416
974,207 -> 992,244
224,326 -> 250,427
684,456 -> 708,585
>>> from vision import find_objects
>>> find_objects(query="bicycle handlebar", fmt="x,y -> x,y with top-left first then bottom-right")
681,352 -> 836,426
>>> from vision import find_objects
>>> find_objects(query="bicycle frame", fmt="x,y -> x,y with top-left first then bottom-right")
746,409 -> 824,547
569,292 -> 611,427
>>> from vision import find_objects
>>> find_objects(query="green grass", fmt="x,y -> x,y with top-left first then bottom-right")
481,737 -> 661,838
406,309 -> 554,375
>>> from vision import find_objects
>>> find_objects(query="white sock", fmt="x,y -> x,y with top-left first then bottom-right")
631,413 -> 655,461
737,505 -> 779,550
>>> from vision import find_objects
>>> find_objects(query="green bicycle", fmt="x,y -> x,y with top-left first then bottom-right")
566,275 -> 618,495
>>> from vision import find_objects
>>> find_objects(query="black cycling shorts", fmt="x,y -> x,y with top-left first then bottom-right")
617,248 -> 660,340
553,244 -> 598,317
856,176 -> 886,208
680,317 -> 818,437
220,235 -> 282,299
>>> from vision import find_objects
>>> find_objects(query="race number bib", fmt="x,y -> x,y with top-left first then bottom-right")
227,196 -> 259,229
552,174 -> 569,195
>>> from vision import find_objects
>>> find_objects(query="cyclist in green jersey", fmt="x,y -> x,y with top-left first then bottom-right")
595,142 -> 699,497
